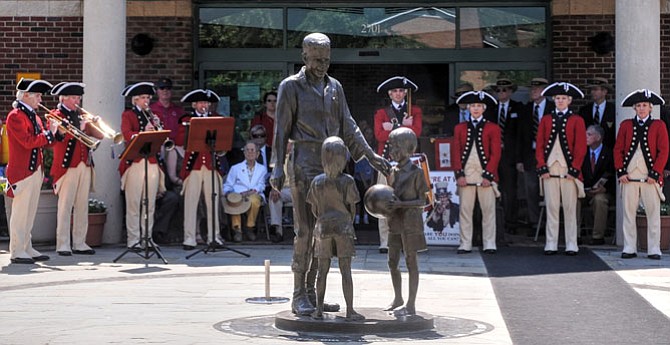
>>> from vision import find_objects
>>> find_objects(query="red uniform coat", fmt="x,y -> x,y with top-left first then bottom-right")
50,106 -> 104,184
453,119 -> 502,182
118,108 -> 160,177
614,118 -> 669,185
535,112 -> 586,180
176,113 -> 222,180
5,104 -> 55,197
373,104 -> 422,155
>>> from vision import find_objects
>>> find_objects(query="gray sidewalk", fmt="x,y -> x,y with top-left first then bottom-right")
0,243 -> 668,344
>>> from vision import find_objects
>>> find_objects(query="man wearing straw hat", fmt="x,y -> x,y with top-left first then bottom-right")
615,89 -> 669,260
579,77 -> 616,149
6,78 -> 58,264
50,82 -> 104,256
223,141 -> 267,242
536,82 -> 587,256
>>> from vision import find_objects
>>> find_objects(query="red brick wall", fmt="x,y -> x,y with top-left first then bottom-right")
126,16 -> 193,102
0,16 -> 84,115
551,15 -> 615,109
661,14 -> 670,99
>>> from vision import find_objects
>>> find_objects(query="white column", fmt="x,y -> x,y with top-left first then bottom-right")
82,0 -> 126,244
615,0 -> 660,246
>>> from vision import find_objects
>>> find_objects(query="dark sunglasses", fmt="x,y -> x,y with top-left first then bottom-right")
251,133 -> 267,138
495,88 -> 509,93
158,87 -> 172,90
266,99 -> 277,103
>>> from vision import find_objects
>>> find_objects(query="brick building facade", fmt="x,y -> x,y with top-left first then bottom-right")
1,0 -> 669,111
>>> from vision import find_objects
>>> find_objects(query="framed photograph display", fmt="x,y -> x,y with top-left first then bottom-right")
434,138 -> 454,171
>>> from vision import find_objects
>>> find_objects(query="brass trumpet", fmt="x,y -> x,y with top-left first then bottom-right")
141,108 -> 175,151
38,104 -> 101,150
75,105 -> 124,145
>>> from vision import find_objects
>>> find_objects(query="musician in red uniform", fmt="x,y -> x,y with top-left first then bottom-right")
176,89 -> 224,250
6,78 -> 58,264
452,91 -> 501,254
119,82 -> 166,249
373,76 -> 422,253
536,82 -> 587,256
50,82 -> 104,256
615,89 -> 669,260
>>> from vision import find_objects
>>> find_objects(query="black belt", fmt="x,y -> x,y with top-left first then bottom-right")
627,178 -> 648,183
549,174 -> 568,179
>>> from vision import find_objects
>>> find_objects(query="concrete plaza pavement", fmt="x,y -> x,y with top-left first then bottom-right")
0,242 -> 668,344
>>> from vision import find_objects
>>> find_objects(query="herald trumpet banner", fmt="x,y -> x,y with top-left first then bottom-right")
75,105 -> 123,145
141,107 -> 175,151
38,104 -> 101,150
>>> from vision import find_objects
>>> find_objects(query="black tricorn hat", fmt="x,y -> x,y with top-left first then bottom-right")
16,78 -> 53,93
541,82 -> 584,99
180,89 -> 220,103
51,82 -> 85,96
121,82 -> 155,97
376,76 -> 419,93
621,89 -> 665,107
456,91 -> 498,106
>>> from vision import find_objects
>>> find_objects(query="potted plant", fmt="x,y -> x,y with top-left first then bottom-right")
86,198 -> 107,247
636,202 -> 670,251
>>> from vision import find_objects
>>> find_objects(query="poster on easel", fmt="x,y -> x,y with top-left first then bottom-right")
423,170 -> 460,246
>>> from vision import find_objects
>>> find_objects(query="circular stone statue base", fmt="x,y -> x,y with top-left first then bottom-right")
274,308 -> 434,334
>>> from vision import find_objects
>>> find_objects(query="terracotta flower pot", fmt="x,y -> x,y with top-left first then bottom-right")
636,215 -> 670,251
86,212 -> 107,247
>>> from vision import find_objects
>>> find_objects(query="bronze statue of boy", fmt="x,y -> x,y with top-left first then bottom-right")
306,136 -> 365,321
384,127 -> 430,315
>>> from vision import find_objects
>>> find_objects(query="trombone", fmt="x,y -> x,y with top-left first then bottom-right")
38,104 -> 101,150
141,107 -> 175,151
75,105 -> 124,145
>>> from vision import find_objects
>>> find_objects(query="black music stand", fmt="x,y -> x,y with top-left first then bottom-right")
114,130 -> 171,264
184,117 -> 250,259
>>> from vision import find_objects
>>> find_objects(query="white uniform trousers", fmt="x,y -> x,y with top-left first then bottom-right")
55,162 -> 93,252
458,185 -> 497,251
377,172 -> 390,249
621,181 -> 661,255
122,160 -> 161,247
182,167 -> 221,246
542,163 -> 579,252
268,186 -> 292,236
9,167 -> 45,259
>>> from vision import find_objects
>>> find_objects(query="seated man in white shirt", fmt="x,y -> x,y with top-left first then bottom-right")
223,141 -> 267,242
249,124 -> 291,242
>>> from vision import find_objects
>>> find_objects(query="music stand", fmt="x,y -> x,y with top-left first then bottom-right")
114,130 -> 171,264
184,117 -> 250,259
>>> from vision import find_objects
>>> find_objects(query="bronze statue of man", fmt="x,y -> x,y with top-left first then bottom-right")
271,33 -> 390,316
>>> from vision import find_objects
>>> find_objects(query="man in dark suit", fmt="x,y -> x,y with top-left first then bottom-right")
516,78 -> 555,231
579,77 -> 616,149
442,83 -> 473,137
485,78 -> 523,231
580,125 -> 615,245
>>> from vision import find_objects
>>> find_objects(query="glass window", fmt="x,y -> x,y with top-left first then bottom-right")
459,69 -> 544,103
287,7 -> 456,49
199,8 -> 283,48
460,7 -> 546,49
